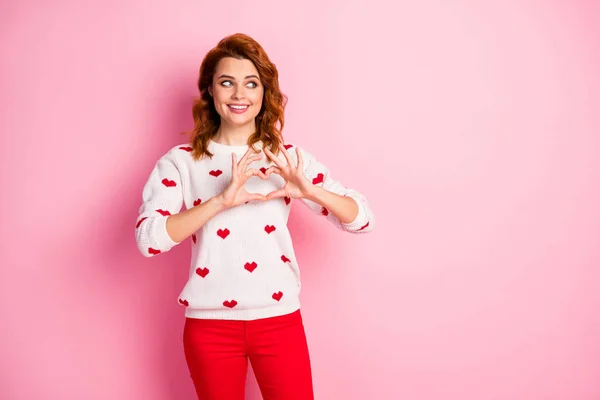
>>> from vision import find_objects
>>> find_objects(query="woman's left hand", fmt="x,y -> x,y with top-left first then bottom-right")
263,144 -> 315,200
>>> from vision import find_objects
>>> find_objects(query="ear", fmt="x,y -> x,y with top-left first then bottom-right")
208,85 -> 213,97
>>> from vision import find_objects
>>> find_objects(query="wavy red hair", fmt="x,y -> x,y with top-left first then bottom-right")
184,33 -> 288,160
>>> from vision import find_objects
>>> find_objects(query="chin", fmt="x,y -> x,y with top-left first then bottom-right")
228,114 -> 259,126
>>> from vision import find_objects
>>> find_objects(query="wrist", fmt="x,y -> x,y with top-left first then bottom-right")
210,194 -> 230,211
303,185 -> 322,202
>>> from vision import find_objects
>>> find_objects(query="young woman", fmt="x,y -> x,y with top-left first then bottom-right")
135,33 -> 374,400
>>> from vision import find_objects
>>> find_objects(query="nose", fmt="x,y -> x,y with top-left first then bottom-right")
232,85 -> 246,100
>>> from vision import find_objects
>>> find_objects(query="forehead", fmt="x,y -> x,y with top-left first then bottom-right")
214,57 -> 260,79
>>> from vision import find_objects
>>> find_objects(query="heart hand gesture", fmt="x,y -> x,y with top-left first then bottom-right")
263,144 -> 315,201
217,149 -> 268,208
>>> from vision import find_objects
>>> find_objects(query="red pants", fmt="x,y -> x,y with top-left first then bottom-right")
183,309 -> 314,399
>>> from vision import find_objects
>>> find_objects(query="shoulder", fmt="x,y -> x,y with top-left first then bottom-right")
155,143 -> 196,165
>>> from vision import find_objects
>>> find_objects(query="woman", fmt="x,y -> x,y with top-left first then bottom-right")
135,33 -> 374,400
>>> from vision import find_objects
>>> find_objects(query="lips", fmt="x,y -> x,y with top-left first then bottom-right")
227,104 -> 250,114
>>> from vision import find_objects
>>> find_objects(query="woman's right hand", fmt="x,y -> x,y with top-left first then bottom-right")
216,148 -> 268,209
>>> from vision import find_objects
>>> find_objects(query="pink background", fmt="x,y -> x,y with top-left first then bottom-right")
1,1 -> 599,399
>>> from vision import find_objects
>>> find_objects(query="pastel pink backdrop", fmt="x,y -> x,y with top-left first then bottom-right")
1,1 -> 599,399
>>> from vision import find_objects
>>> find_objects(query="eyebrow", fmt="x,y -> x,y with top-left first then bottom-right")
217,74 -> 260,80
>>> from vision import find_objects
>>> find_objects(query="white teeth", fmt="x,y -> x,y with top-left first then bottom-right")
229,105 -> 248,110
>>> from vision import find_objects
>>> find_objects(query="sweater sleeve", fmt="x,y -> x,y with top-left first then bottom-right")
296,146 -> 374,233
135,150 -> 184,257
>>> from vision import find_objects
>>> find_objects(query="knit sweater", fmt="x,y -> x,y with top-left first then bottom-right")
135,139 -> 374,320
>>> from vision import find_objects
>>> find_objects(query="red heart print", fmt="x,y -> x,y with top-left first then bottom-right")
136,217 -> 147,228
178,298 -> 189,306
223,300 -> 238,308
196,267 -> 209,278
260,167 -> 267,174
209,170 -> 223,177
179,146 -> 193,152
244,262 -> 258,272
312,173 -> 324,185
162,178 -> 177,187
193,198 -> 202,206
284,144 -> 293,150
264,225 -> 276,234
272,291 -> 283,301
191,234 -> 196,243
358,222 -> 370,231
321,207 -> 329,216
156,209 -> 171,216
148,248 -> 161,255
217,228 -> 230,239
284,197 -> 290,205
281,255 -> 291,263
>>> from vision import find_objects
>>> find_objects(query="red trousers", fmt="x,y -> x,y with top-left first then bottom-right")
183,309 -> 314,399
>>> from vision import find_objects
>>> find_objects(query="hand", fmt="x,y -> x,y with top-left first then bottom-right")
217,148 -> 268,208
263,144 -> 315,201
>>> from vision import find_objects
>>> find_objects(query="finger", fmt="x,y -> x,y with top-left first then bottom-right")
264,165 -> 282,179
238,147 -> 253,165
279,143 -> 296,168
241,153 -> 263,171
295,147 -> 304,172
266,189 -> 287,200
263,147 -> 286,169
231,152 -> 238,174
245,168 -> 267,180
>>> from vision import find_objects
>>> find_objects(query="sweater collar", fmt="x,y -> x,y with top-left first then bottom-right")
208,139 -> 265,155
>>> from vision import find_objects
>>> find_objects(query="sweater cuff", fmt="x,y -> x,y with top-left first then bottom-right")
340,194 -> 369,231
154,216 -> 180,250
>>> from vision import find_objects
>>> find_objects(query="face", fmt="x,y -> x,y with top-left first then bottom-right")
208,57 -> 264,129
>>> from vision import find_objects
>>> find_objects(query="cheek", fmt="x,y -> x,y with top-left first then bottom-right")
251,90 -> 264,107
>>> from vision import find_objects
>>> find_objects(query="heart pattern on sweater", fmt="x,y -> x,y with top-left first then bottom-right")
217,228 -> 230,239
137,142 -> 373,318
196,267 -> 209,278
272,291 -> 283,301
312,173 -> 324,185
136,217 -> 147,228
162,178 -> 177,187
223,300 -> 238,308
244,262 -> 258,273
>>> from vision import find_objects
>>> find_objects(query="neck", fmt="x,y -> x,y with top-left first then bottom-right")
212,120 -> 257,146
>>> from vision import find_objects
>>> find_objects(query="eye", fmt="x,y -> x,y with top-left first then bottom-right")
221,80 -> 233,87
246,81 -> 259,88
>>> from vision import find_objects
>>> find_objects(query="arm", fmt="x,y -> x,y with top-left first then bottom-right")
135,152 -> 185,257
135,147 -> 266,257
298,147 -> 374,233
263,144 -> 374,234
135,151 -> 226,257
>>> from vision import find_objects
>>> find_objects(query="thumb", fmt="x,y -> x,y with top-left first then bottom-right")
266,189 -> 287,200
248,193 -> 268,202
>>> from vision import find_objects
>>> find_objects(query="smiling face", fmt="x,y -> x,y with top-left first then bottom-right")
208,57 -> 264,130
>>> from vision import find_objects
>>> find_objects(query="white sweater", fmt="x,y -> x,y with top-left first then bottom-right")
135,140 -> 374,320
